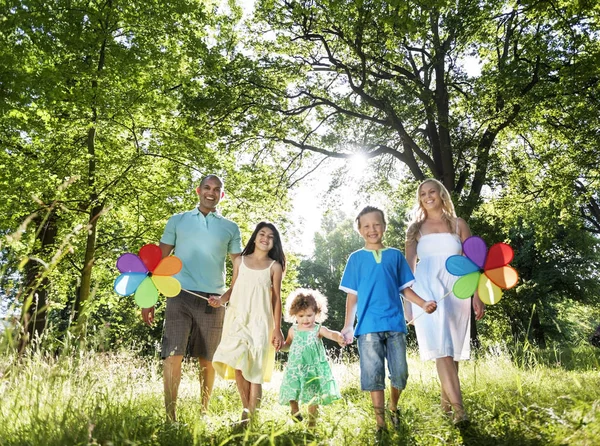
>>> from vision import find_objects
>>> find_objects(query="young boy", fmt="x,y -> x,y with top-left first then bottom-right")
340,206 -> 437,438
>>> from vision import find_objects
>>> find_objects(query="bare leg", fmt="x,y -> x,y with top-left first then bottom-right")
234,370 -> 251,419
436,357 -> 466,420
248,383 -> 262,416
164,355 -> 184,421
308,405 -> 318,428
389,386 -> 401,411
198,358 -> 216,413
370,390 -> 386,429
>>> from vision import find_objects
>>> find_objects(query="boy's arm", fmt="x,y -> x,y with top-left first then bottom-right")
319,326 -> 346,347
280,326 -> 295,352
341,293 -> 357,344
402,287 -> 437,314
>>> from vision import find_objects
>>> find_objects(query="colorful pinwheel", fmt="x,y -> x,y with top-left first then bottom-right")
445,236 -> 519,305
113,244 -> 182,308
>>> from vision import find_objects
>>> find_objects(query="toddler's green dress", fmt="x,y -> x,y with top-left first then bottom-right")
279,324 -> 341,405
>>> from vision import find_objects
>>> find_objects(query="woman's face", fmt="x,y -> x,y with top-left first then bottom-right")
419,182 -> 442,212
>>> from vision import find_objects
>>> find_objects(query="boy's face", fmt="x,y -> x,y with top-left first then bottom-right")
358,211 -> 386,247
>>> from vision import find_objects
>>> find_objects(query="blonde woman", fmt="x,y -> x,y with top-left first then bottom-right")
405,179 -> 485,426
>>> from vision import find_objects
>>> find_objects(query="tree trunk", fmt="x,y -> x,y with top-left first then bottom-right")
18,212 -> 58,351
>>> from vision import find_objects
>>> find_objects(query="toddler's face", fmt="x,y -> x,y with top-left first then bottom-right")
295,308 -> 317,329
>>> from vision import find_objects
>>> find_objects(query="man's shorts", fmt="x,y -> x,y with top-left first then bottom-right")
357,331 -> 408,391
161,289 -> 225,360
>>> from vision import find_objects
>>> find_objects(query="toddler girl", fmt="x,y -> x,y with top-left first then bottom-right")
279,288 -> 344,427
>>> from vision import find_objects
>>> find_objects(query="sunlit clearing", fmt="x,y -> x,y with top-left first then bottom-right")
349,152 -> 368,178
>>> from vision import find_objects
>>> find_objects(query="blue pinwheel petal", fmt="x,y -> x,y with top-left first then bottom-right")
113,272 -> 147,296
446,255 -> 480,276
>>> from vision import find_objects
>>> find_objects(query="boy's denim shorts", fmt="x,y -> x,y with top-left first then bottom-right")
357,331 -> 408,391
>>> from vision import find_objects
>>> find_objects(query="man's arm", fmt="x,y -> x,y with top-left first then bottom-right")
141,242 -> 175,326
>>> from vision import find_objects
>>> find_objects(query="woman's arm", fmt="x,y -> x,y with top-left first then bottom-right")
458,218 -> 485,320
271,262 -> 284,350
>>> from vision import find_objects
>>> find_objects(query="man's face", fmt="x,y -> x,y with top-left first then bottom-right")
358,211 -> 386,246
196,177 -> 224,212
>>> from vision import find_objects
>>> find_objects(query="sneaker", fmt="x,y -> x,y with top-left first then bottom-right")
389,409 -> 401,429
453,412 -> 470,428
375,427 -> 389,444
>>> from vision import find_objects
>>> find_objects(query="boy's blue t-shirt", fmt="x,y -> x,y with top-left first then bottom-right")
339,247 -> 415,336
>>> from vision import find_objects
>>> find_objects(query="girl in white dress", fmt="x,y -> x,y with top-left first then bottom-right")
405,179 -> 485,426
209,222 -> 286,427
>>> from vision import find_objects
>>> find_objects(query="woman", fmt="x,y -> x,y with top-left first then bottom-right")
405,179 -> 485,425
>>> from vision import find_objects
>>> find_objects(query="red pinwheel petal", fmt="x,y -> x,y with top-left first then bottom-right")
139,244 -> 162,272
154,256 -> 183,276
484,243 -> 514,270
485,266 -> 519,289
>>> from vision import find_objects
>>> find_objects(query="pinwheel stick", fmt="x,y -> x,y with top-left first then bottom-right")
182,289 -> 228,307
406,290 -> 452,326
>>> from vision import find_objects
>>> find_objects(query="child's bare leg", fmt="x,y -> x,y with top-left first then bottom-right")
234,370 -> 250,420
290,400 -> 300,418
389,386 -> 401,411
248,383 -> 262,416
308,404 -> 318,428
370,390 -> 386,429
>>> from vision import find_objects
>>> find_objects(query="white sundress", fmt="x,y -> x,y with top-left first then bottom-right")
411,232 -> 472,361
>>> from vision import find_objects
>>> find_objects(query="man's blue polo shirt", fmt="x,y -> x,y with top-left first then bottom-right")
160,208 -> 242,294
339,247 -> 415,336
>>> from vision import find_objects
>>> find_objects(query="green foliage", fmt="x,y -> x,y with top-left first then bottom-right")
1,347 -> 600,445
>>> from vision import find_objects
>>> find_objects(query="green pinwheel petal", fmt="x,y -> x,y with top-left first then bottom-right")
453,271 -> 480,299
134,277 -> 159,308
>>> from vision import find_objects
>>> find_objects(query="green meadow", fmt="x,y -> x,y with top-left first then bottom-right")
1,346 -> 599,446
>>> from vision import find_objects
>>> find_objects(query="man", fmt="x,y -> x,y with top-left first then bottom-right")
142,174 -> 242,421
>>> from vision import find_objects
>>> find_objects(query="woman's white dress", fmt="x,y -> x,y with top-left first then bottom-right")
411,233 -> 472,361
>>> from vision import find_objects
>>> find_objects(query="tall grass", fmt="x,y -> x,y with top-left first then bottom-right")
1,345 -> 599,445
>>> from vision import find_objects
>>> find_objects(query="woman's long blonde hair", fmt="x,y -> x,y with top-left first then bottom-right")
406,179 -> 457,245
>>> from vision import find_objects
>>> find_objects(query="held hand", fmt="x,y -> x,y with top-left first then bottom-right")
421,300 -> 437,314
272,328 -> 284,351
341,326 -> 355,345
335,332 -> 346,347
141,306 -> 155,326
208,295 -> 222,308
473,296 -> 486,320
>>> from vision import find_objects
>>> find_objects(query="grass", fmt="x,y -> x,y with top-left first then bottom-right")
0,346 -> 599,445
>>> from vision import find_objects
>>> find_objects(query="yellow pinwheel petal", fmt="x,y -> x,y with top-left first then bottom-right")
478,275 -> 503,305
152,275 -> 181,297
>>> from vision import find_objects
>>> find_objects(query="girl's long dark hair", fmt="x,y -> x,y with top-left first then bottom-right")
241,221 -> 286,271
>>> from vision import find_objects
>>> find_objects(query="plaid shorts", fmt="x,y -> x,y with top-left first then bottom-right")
161,289 -> 225,360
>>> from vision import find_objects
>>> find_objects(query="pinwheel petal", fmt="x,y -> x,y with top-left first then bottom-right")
484,242 -> 514,270
463,236 -> 488,269
485,266 -> 519,289
478,275 -> 503,305
116,253 -> 147,273
153,256 -> 183,276
113,272 -> 147,296
139,244 -> 162,272
134,277 -> 159,308
446,255 -> 480,276
152,275 -> 181,297
453,271 -> 480,299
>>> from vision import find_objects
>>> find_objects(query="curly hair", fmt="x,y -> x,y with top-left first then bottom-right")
284,288 -> 329,324
406,179 -> 457,246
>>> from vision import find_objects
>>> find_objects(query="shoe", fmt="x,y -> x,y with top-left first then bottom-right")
453,412 -> 470,428
375,427 -> 389,444
292,412 -> 304,423
389,409 -> 401,429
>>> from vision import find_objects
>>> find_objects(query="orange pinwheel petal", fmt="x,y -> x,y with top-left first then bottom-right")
485,266 -> 519,289
484,242 -> 514,270
478,275 -> 503,305
151,275 -> 181,297
153,256 -> 183,276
